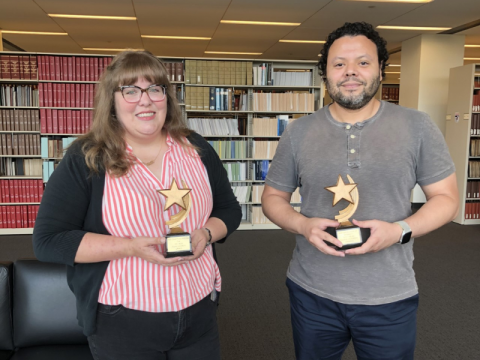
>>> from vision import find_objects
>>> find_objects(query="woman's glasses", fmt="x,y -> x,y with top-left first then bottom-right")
117,84 -> 166,103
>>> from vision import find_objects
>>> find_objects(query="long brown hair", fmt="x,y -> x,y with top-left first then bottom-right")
79,50 -> 191,177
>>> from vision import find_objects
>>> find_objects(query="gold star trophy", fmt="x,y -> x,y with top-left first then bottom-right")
324,174 -> 370,250
158,178 -> 194,258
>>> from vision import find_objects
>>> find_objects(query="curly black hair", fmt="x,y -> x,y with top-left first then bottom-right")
318,22 -> 389,80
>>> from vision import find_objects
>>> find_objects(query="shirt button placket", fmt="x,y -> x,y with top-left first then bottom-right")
346,125 -> 360,168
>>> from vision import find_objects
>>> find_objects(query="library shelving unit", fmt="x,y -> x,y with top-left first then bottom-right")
380,83 -> 400,104
445,63 -> 480,224
183,59 -> 322,229
0,51 -> 318,233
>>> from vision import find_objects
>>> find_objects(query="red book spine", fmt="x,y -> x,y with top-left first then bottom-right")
70,84 -> 75,107
13,180 -> 19,203
80,110 -> 85,133
39,55 -> 45,80
10,56 -> 20,79
38,180 -> 44,202
20,180 -> 25,203
23,56 -> 31,80
48,56 -> 55,80
89,84 -> 94,108
67,57 -> 73,81
55,56 -> 61,80
52,110 -> 58,134
81,84 -> 86,107
22,205 -> 28,228
47,83 -> 53,107
80,57 -> 86,81
38,83 -> 45,107
46,109 -> 53,133
94,57 -> 99,81
85,57 -> 90,82
30,55 -> 38,80
65,84 -> 71,108
61,83 -> 66,107
15,206 -> 21,228
58,110 -> 64,133
40,108 -> 47,133
67,111 -> 73,134
75,84 -> 81,107
62,57 -> 68,81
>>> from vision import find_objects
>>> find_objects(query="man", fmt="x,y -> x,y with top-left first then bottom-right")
261,22 -> 458,360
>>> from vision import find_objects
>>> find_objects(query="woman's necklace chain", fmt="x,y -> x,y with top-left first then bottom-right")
135,144 -> 163,166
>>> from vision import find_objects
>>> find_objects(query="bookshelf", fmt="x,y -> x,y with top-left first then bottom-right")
184,59 -> 321,229
445,63 -> 480,224
0,51 -> 318,233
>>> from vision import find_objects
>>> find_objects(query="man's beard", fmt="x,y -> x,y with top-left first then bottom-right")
326,75 -> 381,110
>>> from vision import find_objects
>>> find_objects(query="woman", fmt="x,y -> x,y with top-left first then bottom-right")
33,50 -> 242,360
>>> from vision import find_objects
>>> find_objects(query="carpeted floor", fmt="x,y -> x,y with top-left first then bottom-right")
216,222 -> 480,360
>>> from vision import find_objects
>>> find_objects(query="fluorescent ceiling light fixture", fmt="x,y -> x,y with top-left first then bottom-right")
385,72 -> 401,74
464,58 -> 480,60
465,45 -> 480,48
377,25 -> 451,31
142,35 -> 211,40
342,0 -> 433,3
318,54 -> 322,57
83,48 -> 143,51
279,40 -> 325,44
1,30 -> 68,35
49,14 -> 136,20
221,20 -> 300,26
387,64 -> 401,67
205,51 -> 262,55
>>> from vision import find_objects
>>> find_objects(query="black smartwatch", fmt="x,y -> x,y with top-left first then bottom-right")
394,221 -> 412,244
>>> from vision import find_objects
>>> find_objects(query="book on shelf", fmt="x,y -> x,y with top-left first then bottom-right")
471,114 -> 480,135
252,140 -> 279,159
231,185 -> 251,203
0,205 -> 39,228
252,115 -> 290,136
466,181 -> 480,198
464,201 -> 480,219
40,109 -> 92,134
252,160 -> 270,180
208,140 -> 247,159
0,134 -> 40,156
187,117 -> 242,136
37,55 -> 112,81
473,90 -> 480,112
164,62 -> 184,82
0,84 -> 39,107
0,179 -> 43,203
0,158 -> 42,177
185,60 -> 252,85
252,91 -> 314,112
0,109 -> 39,132
185,87 -> 246,111
223,162 -> 247,182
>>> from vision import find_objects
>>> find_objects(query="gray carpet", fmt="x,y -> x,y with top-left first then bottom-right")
216,223 -> 480,360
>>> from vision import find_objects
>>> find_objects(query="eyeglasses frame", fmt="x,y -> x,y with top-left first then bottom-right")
116,84 -> 167,103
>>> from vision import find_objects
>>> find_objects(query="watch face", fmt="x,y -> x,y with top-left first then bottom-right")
402,232 -> 412,244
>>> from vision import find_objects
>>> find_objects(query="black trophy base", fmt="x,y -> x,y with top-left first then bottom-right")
325,226 -> 371,250
165,232 -> 193,258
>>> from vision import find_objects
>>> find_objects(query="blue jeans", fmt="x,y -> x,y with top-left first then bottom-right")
87,293 -> 220,360
287,278 -> 418,360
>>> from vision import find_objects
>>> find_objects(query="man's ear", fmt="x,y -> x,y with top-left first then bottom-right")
379,62 -> 383,82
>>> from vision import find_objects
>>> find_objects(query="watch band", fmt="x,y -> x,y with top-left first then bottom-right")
394,221 -> 412,244
203,227 -> 212,246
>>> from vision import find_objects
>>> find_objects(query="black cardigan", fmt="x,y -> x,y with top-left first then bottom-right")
33,132 -> 242,336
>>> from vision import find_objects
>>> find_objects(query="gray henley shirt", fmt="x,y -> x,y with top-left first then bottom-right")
265,100 -> 455,305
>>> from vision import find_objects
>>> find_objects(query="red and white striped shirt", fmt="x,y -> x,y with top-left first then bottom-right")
98,134 -> 220,312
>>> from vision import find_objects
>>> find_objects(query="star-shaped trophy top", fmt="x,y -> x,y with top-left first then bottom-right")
325,175 -> 358,206
157,178 -> 191,211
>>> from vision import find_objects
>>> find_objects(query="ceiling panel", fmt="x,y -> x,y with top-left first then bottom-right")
301,1 -> 422,30
383,0 -> 480,27
142,38 -> 209,58
35,0 -> 135,16
2,33 -> 83,53
134,0 -> 230,37
0,0 -> 62,32
224,0 -> 330,23
282,27 -> 332,41
206,23 -> 293,53
261,42 -> 321,60
52,18 -> 143,49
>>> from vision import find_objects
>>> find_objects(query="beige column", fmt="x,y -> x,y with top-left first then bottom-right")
399,34 -> 465,202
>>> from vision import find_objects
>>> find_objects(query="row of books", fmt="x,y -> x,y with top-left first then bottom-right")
223,162 -> 248,181
251,205 -> 301,224
466,181 -> 480,198
468,161 -> 480,178
0,158 -> 42,177
470,113 -> 480,134
232,185 -> 252,203
470,139 -> 480,157
251,185 -> 301,203
37,55 -> 112,82
252,116 -> 289,137
42,161 -> 60,182
164,62 -> 184,82
272,70 -> 313,87
0,205 -> 39,229
473,91 -> 480,112
0,134 -> 41,156
185,60 -> 253,86
38,83 -> 95,108
0,180 -> 44,203
475,76 -> 480,88
0,84 -> 39,107
464,201 -> 480,219
0,55 -> 38,80
40,109 -> 93,134
382,86 -> 399,101
188,117 -> 241,136
253,160 -> 270,180
185,87 -> 248,111
0,109 -> 40,132
252,91 -> 315,112
252,141 -> 279,159
208,140 -> 247,159
41,137 -> 76,159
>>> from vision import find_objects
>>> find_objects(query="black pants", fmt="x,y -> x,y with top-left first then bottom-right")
87,294 -> 220,360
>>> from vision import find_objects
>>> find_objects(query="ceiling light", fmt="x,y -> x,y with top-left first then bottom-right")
342,0 -> 433,3
205,51 -> 262,55
83,48 -> 144,51
1,30 -> 68,35
318,54 -> 322,57
385,72 -> 401,74
377,25 -> 451,31
142,35 -> 211,40
387,64 -> 401,67
464,58 -> 480,60
221,20 -> 300,26
49,14 -> 136,20
465,45 -> 480,48
279,40 -> 325,44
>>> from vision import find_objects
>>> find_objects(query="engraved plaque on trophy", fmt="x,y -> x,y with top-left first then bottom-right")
324,174 -> 370,250
158,178 -> 194,258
